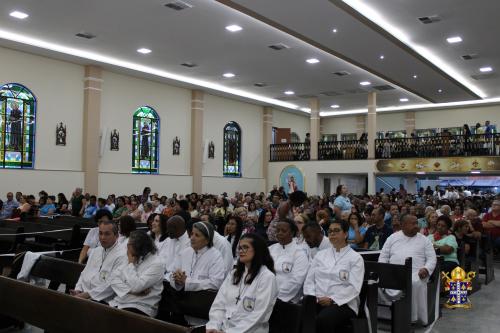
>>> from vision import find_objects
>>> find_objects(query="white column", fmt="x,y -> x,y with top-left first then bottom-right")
310,98 -> 320,160
367,92 -> 377,159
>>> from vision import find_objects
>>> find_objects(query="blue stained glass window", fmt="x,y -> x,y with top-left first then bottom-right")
0,83 -> 36,169
223,121 -> 241,177
132,106 -> 159,174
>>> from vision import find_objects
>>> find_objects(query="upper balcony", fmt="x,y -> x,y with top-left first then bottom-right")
269,134 -> 500,162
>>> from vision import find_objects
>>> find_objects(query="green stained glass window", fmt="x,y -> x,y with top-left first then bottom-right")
0,83 -> 36,169
223,121 -> 241,177
132,106 -> 159,174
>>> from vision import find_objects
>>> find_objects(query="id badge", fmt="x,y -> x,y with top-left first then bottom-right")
339,270 -> 349,281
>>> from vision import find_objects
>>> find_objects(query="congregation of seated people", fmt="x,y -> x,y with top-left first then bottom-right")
1,183 -> 500,332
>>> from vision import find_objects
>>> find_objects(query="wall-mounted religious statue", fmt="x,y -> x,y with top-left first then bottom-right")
110,129 -> 120,151
56,122 -> 66,146
173,136 -> 180,155
208,141 -> 215,159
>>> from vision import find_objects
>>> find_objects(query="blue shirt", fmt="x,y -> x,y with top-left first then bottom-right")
333,195 -> 352,213
0,200 -> 19,219
348,226 -> 367,249
39,203 -> 56,216
83,204 -> 97,218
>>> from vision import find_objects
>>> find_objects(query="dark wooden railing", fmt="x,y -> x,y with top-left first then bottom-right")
375,133 -> 500,159
269,142 -> 310,161
319,140 -> 368,160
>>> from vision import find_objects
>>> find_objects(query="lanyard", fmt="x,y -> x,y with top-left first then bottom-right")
190,249 -> 207,276
235,273 -> 249,305
99,242 -> 117,272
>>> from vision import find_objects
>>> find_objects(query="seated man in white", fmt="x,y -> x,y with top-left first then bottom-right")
72,219 -> 125,303
162,215 -> 191,276
301,222 -> 330,261
108,231 -> 165,317
378,214 -> 437,325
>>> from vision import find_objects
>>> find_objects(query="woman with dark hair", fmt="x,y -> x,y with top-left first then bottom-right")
347,212 -> 366,249
169,221 -> 225,292
225,215 -> 244,258
117,215 -> 137,251
269,220 -> 309,304
333,184 -> 352,217
255,209 -> 273,240
109,231 -> 164,317
207,233 -> 278,333
304,220 -> 364,333
150,213 -> 168,254
56,193 -> 70,214
428,215 -> 459,273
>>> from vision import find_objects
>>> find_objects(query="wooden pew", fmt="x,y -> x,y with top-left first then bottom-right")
478,234 -> 495,285
365,258 -> 412,333
426,256 -> 443,326
0,276 -> 203,333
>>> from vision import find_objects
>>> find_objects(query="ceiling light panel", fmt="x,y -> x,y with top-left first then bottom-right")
9,11 -> 29,19
306,58 -> 320,64
225,25 -> 242,32
446,36 -> 463,44
137,48 -> 152,54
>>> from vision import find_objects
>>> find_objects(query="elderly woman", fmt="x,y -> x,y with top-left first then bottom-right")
420,211 -> 438,236
428,215 -> 459,274
304,220 -> 364,333
108,231 -> 164,317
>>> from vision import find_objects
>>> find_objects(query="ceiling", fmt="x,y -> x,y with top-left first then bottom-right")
0,0 -> 497,116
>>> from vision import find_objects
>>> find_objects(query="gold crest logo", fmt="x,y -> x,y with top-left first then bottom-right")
442,267 -> 475,309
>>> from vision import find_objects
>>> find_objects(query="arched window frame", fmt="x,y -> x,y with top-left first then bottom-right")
0,83 -> 36,169
223,121 -> 242,177
132,106 -> 160,174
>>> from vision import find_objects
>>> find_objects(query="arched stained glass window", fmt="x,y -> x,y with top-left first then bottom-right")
132,106 -> 159,174
0,83 -> 36,169
223,121 -> 241,177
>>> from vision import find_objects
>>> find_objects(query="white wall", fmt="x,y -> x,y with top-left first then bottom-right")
321,116 -> 358,135
272,109 -> 310,140
202,94 -> 265,193
415,105 -> 500,129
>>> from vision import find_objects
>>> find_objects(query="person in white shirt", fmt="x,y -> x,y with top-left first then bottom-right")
162,215 -> 191,276
302,222 -> 330,261
108,231 -> 164,317
71,220 -> 125,302
212,229 -> 235,275
117,215 -> 137,253
225,216 -> 244,259
268,220 -> 309,304
150,213 -> 169,254
378,214 -> 437,325
207,233 -> 278,333
169,221 -> 225,292
304,220 -> 364,333
78,209 -> 113,264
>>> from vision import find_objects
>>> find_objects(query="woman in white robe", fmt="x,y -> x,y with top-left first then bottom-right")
206,233 -> 278,333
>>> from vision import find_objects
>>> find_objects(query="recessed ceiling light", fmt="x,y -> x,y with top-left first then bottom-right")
359,81 -> 371,86
284,90 -> 295,95
223,73 -> 235,78
379,55 -> 385,60
438,89 -> 443,93
9,11 -> 29,19
225,25 -> 242,32
480,67 -> 493,73
446,36 -> 462,44
332,28 -> 338,33
399,98 -> 409,102
137,48 -> 151,54
330,104 -> 340,109
306,58 -> 320,64
413,74 -> 418,79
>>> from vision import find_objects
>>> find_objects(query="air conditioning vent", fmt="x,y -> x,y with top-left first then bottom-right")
418,15 -> 441,24
181,62 -> 197,68
332,71 -> 351,77
297,94 -> 317,99
319,91 -> 343,97
165,1 -> 193,11
254,82 -> 267,87
373,85 -> 395,91
461,54 -> 479,60
344,88 -> 368,94
268,43 -> 290,51
471,73 -> 495,80
75,32 -> 96,39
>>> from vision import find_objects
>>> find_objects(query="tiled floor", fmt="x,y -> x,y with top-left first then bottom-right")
2,264 -> 499,333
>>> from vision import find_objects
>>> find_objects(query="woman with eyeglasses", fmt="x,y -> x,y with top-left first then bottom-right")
304,220 -> 364,333
206,233 -> 278,333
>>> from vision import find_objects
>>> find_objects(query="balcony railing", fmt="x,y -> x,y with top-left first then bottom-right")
270,143 -> 310,161
375,133 -> 500,159
319,140 -> 368,160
